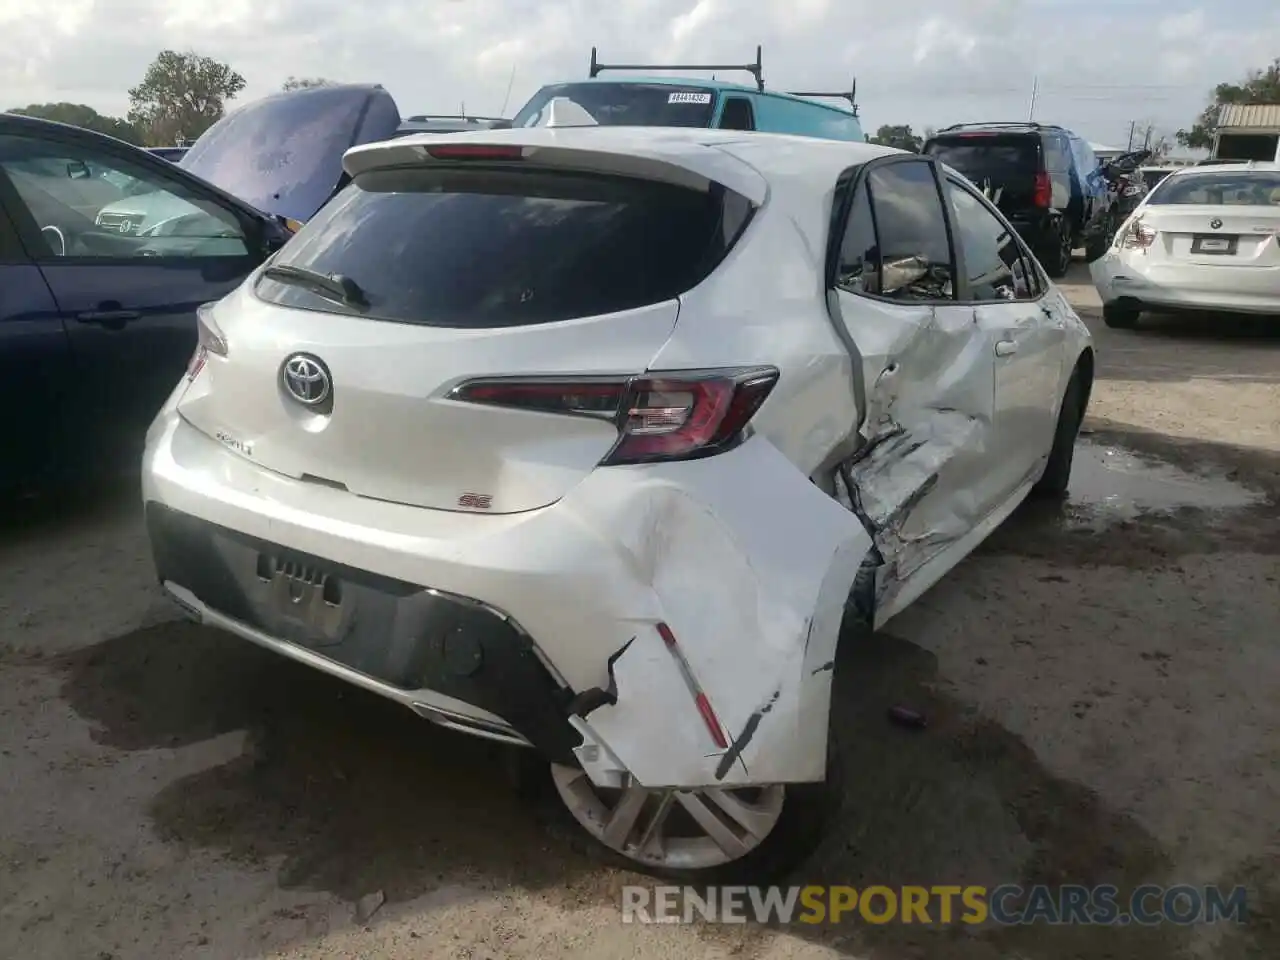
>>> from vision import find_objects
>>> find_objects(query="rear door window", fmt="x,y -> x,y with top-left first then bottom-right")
945,178 -> 1040,301
255,167 -> 754,327
719,97 -> 756,131
836,159 -> 954,302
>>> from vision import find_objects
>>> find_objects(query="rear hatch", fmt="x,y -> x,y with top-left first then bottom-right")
924,133 -> 1040,214
1138,170 -> 1280,266
177,139 -> 762,514
179,84 -> 402,222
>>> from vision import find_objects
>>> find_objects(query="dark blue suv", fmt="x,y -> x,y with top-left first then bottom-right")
0,84 -> 402,494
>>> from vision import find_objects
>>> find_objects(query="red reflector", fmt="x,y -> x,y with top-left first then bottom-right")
656,622 -> 729,750
425,144 -> 525,160
696,693 -> 729,750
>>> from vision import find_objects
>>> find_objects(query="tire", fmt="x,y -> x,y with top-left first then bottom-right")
1085,215 -> 1114,262
1037,220 -> 1072,278
1102,302 -> 1140,329
531,724 -> 843,884
1032,370 -> 1085,498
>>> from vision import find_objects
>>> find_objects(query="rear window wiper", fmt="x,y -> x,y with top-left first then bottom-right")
260,263 -> 369,310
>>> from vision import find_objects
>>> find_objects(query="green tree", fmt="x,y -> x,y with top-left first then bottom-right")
127,50 -> 246,146
1177,58 -> 1280,149
282,76 -> 336,91
869,123 -> 923,152
6,102 -> 141,144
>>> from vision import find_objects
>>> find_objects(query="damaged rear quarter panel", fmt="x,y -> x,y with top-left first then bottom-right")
565,436 -> 870,789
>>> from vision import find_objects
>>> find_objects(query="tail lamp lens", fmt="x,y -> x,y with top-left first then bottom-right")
448,367 -> 779,465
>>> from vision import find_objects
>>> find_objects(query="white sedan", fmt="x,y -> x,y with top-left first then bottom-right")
1092,161 -> 1280,327
142,127 -> 1094,880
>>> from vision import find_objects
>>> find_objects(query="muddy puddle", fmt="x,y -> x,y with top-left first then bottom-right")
1065,439 -> 1264,526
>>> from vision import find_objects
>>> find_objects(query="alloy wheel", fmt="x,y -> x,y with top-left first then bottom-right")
551,763 -> 786,872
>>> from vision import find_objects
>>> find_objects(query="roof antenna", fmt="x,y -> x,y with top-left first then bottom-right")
500,63 -> 517,116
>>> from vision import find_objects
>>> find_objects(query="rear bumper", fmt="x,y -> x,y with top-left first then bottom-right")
142,412 -> 871,789
1091,251 -> 1280,315
148,501 -> 578,759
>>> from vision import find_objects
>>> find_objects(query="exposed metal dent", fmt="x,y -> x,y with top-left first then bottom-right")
560,438 -> 871,790
829,303 -> 998,623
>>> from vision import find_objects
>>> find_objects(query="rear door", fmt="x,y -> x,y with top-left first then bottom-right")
0,181 -> 72,489
0,129 -> 267,470
176,156 -> 755,514
827,156 -> 1004,596
943,175 -> 1064,494
923,133 -> 1039,215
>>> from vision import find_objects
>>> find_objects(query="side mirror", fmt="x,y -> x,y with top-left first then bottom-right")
67,160 -> 91,180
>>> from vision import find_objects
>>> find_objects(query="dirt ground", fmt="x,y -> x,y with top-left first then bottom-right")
1,262 -> 1277,960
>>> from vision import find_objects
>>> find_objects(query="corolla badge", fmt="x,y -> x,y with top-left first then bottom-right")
1209,218 -> 1223,229
281,353 -> 332,406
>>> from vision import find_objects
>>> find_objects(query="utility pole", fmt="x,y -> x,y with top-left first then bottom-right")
1027,75 -> 1039,121
1126,120 -> 1136,151
1143,124 -> 1153,150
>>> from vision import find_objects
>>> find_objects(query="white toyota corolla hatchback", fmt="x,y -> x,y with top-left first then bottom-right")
1092,161 -> 1280,328
142,127 -> 1094,880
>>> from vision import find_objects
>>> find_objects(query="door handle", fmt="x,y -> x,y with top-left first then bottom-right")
76,309 -> 141,327
995,339 -> 1018,357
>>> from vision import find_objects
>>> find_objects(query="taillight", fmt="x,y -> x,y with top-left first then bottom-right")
1033,170 -> 1052,208
1119,218 -> 1157,250
447,367 -> 779,465
187,303 -> 228,380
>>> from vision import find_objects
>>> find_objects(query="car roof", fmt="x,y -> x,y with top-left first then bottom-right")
931,122 -> 1069,138
1170,160 -> 1280,176
549,75 -> 859,117
346,126 -> 899,194
1,111 -> 143,148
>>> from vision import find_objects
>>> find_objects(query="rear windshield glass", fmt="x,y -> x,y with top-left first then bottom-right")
1147,171 -> 1280,205
254,166 -> 754,327
511,82 -> 717,129
924,137 -> 1038,182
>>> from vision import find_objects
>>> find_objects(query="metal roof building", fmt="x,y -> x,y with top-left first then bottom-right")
1217,104 -> 1280,132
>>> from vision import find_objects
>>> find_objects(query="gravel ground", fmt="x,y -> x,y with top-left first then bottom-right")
1,262 -> 1277,960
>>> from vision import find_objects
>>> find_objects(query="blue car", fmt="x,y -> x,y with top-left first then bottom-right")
0,84 -> 403,493
510,46 -> 865,142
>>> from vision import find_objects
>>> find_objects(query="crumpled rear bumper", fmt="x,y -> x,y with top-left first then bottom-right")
143,412 -> 872,789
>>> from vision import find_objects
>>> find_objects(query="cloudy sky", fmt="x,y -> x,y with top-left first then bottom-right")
2,0 -> 1277,151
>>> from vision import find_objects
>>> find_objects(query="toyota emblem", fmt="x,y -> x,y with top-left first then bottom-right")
118,219 -> 133,234
1209,218 -> 1223,230
281,354 -> 332,407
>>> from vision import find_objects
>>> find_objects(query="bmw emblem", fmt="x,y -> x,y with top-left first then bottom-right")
1209,218 -> 1223,229
281,353 -> 332,407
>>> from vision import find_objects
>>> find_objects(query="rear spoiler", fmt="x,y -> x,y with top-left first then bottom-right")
343,133 -> 769,205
